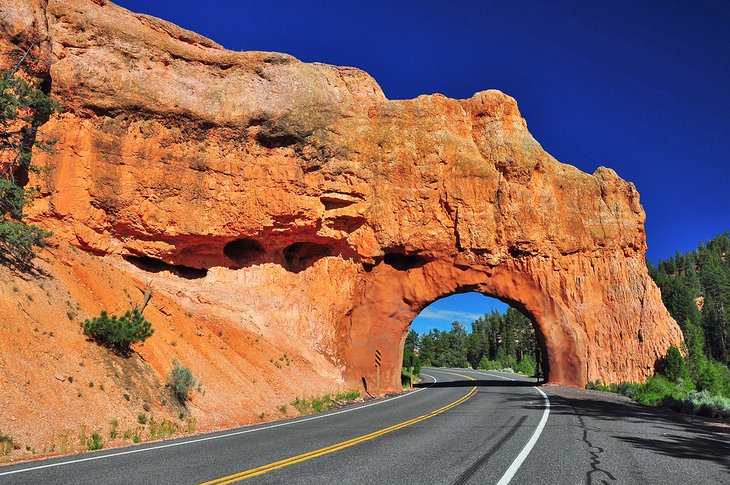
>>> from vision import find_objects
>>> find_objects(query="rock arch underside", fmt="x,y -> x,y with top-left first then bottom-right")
3,0 -> 682,392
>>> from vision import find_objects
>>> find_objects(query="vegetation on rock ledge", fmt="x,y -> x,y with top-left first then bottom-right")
0,48 -> 59,268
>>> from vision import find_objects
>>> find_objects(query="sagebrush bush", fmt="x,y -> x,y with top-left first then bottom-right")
82,308 -> 154,354
167,360 -> 196,403
682,390 -> 730,417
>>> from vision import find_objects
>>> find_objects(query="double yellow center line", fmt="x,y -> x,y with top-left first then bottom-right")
200,372 -> 477,484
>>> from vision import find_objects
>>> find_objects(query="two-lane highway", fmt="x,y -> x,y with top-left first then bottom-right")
1,368 -> 727,484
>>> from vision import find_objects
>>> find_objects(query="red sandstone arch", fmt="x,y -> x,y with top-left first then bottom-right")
3,0 -> 684,395
341,259 -> 587,390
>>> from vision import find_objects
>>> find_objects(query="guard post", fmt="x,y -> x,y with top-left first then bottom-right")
375,349 -> 382,395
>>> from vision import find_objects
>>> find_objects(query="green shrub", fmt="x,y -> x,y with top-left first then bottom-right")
402,348 -> 421,376
500,354 -> 518,370
291,391 -> 359,415
631,375 -> 692,407
82,308 -> 154,354
656,346 -> 690,383
586,380 -> 611,392
137,413 -> 147,425
291,397 -> 309,414
514,355 -> 536,376
149,417 -> 176,440
167,360 -> 196,403
682,390 -> 730,418
694,358 -> 730,397
335,390 -> 360,401
610,381 -> 640,397
401,367 -> 414,387
477,356 -> 502,370
0,432 -> 13,456
109,419 -> 119,439
311,395 -> 331,413
0,220 -> 50,266
86,431 -> 103,451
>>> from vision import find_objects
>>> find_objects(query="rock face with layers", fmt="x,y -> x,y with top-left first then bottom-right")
2,0 -> 682,392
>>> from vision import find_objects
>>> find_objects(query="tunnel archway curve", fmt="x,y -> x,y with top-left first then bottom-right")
341,258 -> 590,392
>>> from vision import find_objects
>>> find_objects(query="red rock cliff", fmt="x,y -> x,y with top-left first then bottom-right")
2,0 -> 682,400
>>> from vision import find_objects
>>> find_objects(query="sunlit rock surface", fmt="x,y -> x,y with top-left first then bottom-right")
0,0 -> 682,447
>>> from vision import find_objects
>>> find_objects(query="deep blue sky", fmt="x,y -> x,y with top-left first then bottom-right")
115,0 -> 728,333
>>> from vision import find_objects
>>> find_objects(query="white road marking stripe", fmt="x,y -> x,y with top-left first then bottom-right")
495,385 -> 550,484
460,368 -> 550,485
0,374 -> 437,477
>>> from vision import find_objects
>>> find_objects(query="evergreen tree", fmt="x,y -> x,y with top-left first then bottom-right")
408,304 -> 537,374
404,329 -> 419,352
651,232 -> 730,377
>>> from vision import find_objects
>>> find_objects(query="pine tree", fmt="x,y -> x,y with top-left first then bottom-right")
0,46 -> 59,268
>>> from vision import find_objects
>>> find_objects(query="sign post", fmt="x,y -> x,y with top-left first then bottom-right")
409,354 -> 414,388
374,349 -> 382,395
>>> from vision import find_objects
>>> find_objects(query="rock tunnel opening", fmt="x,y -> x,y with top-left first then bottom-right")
405,292 -> 548,382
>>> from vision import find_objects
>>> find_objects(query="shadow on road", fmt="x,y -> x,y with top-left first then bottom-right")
415,371 -> 729,478
502,385 -> 730,474
419,370 -> 729,473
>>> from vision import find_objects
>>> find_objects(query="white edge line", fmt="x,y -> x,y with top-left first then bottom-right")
496,384 -> 550,484
0,373 -> 437,477
460,368 -> 550,485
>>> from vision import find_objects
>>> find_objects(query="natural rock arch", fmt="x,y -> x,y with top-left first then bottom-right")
342,258 -> 598,389
3,0 -> 683,394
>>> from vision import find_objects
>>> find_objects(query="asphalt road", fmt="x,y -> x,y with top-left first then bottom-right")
1,368 -> 727,484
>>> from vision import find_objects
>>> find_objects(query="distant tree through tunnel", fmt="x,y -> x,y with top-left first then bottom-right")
409,293 -> 545,380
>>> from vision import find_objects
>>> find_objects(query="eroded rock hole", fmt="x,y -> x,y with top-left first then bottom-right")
327,215 -> 366,233
321,195 -> 357,211
383,253 -> 431,271
124,255 -> 207,279
507,244 -> 538,258
255,132 -> 300,149
224,238 -> 265,266
283,242 -> 332,273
